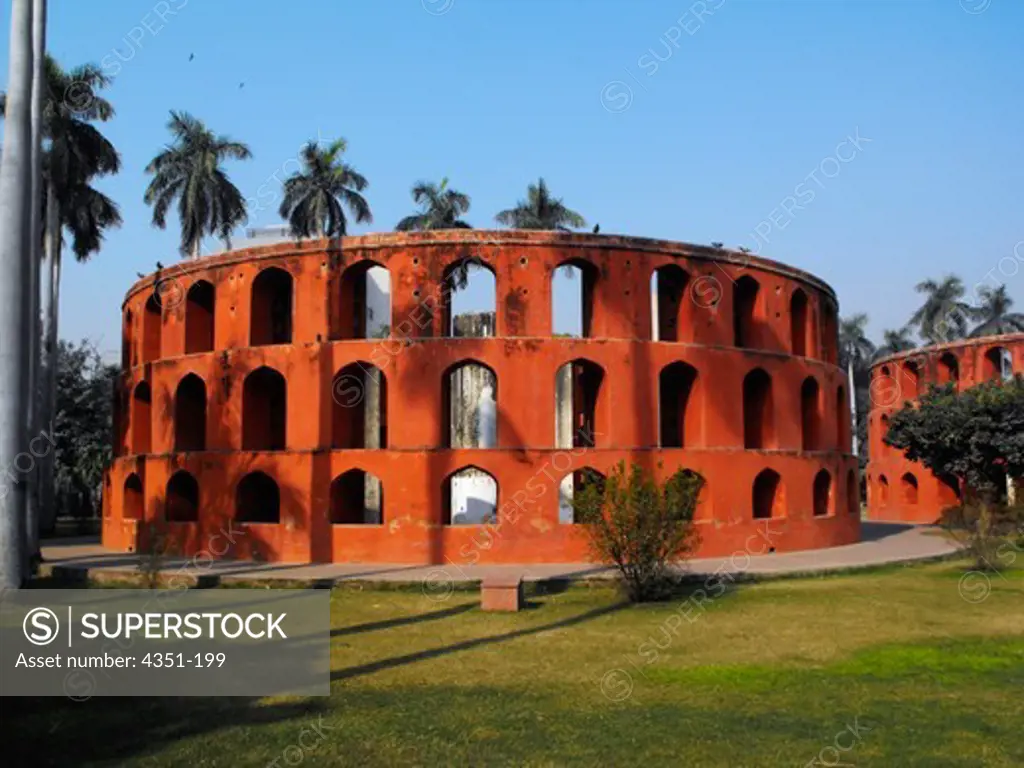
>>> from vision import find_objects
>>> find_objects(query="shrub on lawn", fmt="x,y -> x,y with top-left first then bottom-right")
571,461 -> 703,602
940,503 -> 1024,572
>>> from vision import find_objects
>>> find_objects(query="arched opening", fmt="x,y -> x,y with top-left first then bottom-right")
123,473 -> 144,520
173,374 -> 206,452
651,265 -> 690,342
902,361 -> 920,398
938,474 -> 962,507
878,475 -> 890,505
165,471 -> 199,522
552,259 -> 599,338
659,361 -> 699,448
836,385 -> 850,452
821,302 -> 839,365
443,466 -> 497,525
790,289 -> 809,356
142,293 -> 162,363
813,469 -> 832,517
752,469 -> 784,519
984,347 -> 1012,381
743,368 -> 774,450
250,267 -> 293,346
332,363 -> 387,449
242,367 -> 287,450
443,361 -> 497,449
443,260 -> 496,338
121,310 -> 133,369
800,377 -> 821,451
880,414 -> 891,457
938,353 -> 959,387
558,467 -> 607,524
330,469 -> 384,524
334,260 -> 391,340
184,280 -> 215,354
555,359 -> 604,449
846,469 -> 859,516
132,382 -> 152,455
901,473 -> 919,505
733,276 -> 760,349
236,472 -> 280,523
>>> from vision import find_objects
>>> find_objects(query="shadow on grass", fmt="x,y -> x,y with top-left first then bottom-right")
2,696 -> 328,767
331,602 -> 476,638
330,602 -> 628,682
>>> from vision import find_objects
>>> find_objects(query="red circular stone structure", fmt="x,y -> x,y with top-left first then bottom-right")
866,333 -> 1024,523
103,231 -> 860,564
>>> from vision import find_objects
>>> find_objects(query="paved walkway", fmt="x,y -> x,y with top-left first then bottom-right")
38,523 -> 960,587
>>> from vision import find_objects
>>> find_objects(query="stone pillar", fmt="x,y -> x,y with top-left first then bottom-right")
363,366 -> 382,523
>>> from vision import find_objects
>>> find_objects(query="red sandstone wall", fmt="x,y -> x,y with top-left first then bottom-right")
104,231 -> 859,564
866,334 -> 1024,524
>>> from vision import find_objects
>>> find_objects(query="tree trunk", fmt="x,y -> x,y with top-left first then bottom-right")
25,0 -> 47,566
190,239 -> 200,260
0,0 -> 36,588
38,181 -> 60,538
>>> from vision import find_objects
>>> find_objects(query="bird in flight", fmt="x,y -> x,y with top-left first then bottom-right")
188,53 -> 194,62
239,82 -> 245,89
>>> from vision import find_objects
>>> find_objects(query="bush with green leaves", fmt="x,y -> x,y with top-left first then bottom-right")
570,462 -> 703,602
886,377 -> 1024,570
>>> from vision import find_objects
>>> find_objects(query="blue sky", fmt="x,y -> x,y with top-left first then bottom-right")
2,0 -> 1022,357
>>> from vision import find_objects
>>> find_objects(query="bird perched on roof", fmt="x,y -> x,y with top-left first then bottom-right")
136,272 -> 145,279
155,261 -> 164,270
592,224 -> 600,234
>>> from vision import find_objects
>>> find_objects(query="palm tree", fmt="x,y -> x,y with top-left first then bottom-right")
495,178 -> 586,231
144,111 -> 251,258
969,284 -> 1024,338
909,275 -> 977,345
839,313 -> 875,371
876,327 -> 917,358
279,138 -> 372,239
7,56 -> 122,542
396,178 -> 471,231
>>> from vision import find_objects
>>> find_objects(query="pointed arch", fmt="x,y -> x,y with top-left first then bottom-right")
166,471 -> 199,522
752,469 -> 784,519
938,352 -> 959,387
900,473 -> 919,505
330,468 -> 384,524
846,469 -> 859,516
552,258 -> 598,338
132,382 -> 152,455
333,260 -> 391,340
743,368 -> 774,449
878,474 -> 890,505
443,360 -> 497,449
790,288 -> 809,356
142,293 -> 162,363
443,259 -> 496,338
651,264 -> 690,342
800,377 -> 821,451
236,472 -> 280,523
558,467 -> 607,524
659,361 -> 700,448
332,362 -> 388,449
443,466 -> 498,525
124,473 -> 144,521
185,280 -> 215,354
555,359 -> 604,449
174,374 -> 206,451
733,276 -> 760,349
250,267 -> 293,346
813,469 -> 832,517
243,367 -> 287,450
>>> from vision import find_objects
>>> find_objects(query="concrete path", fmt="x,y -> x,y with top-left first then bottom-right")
38,523 -> 960,588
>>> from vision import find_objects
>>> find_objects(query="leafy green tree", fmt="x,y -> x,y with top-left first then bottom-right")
876,327 -> 917,358
886,379 -> 1024,502
144,111 -> 251,258
909,275 -> 977,345
279,138 -> 372,239
52,340 -> 118,520
495,177 -> 586,231
571,461 -> 703,602
970,284 -> 1024,338
396,177 -> 471,231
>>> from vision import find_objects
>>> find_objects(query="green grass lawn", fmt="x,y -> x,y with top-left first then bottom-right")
6,560 -> 1024,767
